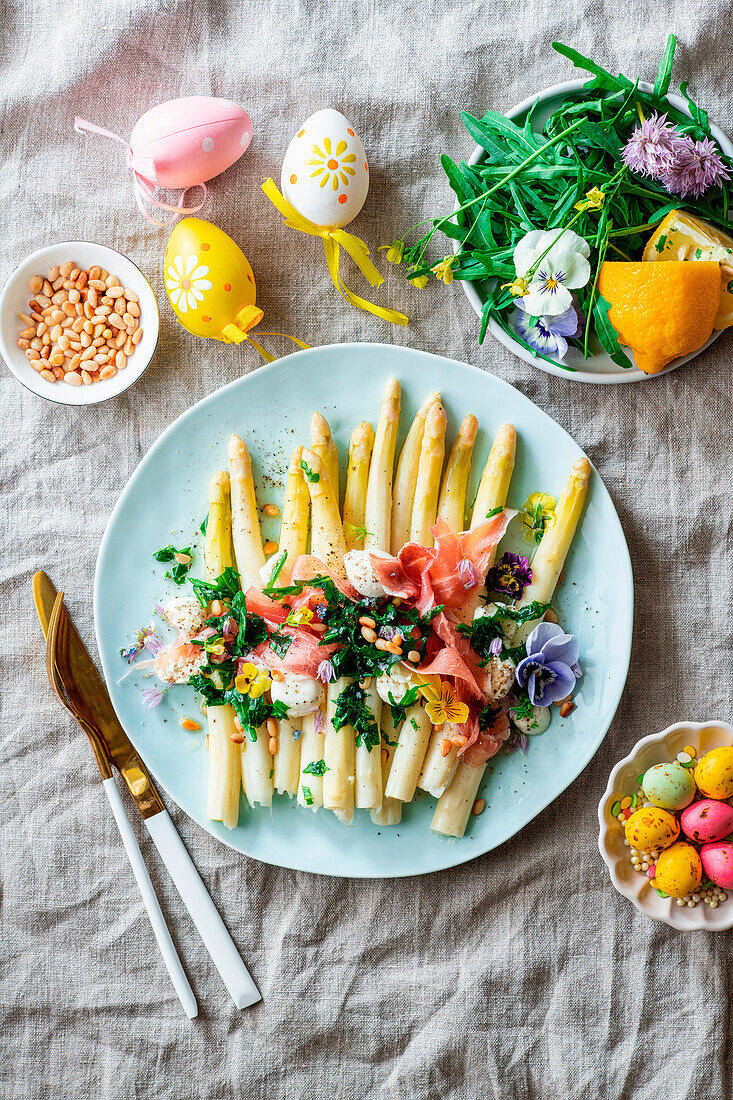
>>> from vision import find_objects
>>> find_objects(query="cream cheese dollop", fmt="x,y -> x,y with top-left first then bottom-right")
270,672 -> 325,717
164,596 -> 206,637
510,705 -> 551,736
343,549 -> 392,599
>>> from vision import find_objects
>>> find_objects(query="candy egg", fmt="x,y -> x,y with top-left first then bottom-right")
624,806 -> 680,851
654,841 -> 702,898
281,109 -> 369,229
700,842 -> 733,889
681,798 -> 733,843
641,761 -> 696,810
164,217 -> 261,343
694,746 -> 733,799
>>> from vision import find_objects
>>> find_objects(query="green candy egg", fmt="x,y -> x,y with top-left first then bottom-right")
642,762 -> 696,811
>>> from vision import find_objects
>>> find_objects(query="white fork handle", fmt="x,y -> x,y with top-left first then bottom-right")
145,810 -> 261,1009
101,777 -> 198,1019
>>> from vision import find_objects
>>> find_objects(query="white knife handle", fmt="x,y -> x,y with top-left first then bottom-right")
145,810 -> 261,1009
101,778 -> 198,1019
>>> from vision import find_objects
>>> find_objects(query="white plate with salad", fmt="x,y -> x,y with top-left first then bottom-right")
95,342 -> 633,877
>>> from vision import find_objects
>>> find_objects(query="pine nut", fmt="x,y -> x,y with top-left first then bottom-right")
68,288 -> 80,304
28,275 -> 43,293
270,669 -> 285,682
64,371 -> 82,386
132,328 -> 143,345
125,316 -> 139,332
472,798 -> 486,816
451,734 -> 468,747
229,731 -> 245,745
559,700 -> 575,718
99,365 -> 117,380
75,271 -> 88,290
84,301 -> 95,319
266,717 -> 278,738
407,650 -> 421,663
263,540 -> 278,555
59,334 -> 70,350
93,353 -> 109,364
126,300 -> 140,317
105,274 -> 120,287
72,317 -> 85,333
17,339 -> 30,349
268,736 -> 278,754
52,366 -> 65,379
124,336 -> 135,355
47,265 -> 60,281
361,626 -> 377,643
20,326 -> 35,339
80,346 -> 96,361
30,337 -> 42,350
115,331 -> 127,348
544,608 -> 558,624
81,369 -> 92,385
89,279 -> 106,290
108,313 -> 124,329
181,717 -> 201,731
374,639 -> 390,651
88,266 -> 101,280
359,616 -> 376,629
92,336 -> 105,347
88,287 -> 98,308
40,369 -> 56,382
440,739 -> 452,757
116,351 -> 127,369
69,354 -> 82,370
29,360 -> 44,373
381,746 -> 388,766
107,285 -> 125,298
123,287 -> 138,302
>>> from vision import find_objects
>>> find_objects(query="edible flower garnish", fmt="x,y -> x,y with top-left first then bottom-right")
142,684 -> 167,708
430,255 -> 456,285
457,558 -> 481,589
663,136 -> 731,198
120,624 -> 163,663
621,112 -> 681,178
409,270 -> 429,289
234,662 -> 272,699
486,552 -> 533,599
513,302 -> 580,361
313,708 -> 328,735
317,659 -> 336,684
515,622 -> 579,706
513,229 -> 591,317
574,186 -> 606,212
521,492 -> 556,544
286,606 -> 314,627
419,679 -> 470,727
501,275 -> 530,297
378,239 -> 405,264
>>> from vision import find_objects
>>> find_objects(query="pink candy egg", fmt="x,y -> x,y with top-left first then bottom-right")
129,97 -> 252,189
681,798 -> 733,843
700,842 -> 733,889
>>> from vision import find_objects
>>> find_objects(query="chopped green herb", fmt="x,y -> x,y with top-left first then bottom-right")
199,514 -> 209,535
410,717 -> 419,731
333,681 -> 380,750
458,601 -> 550,664
485,506 -> 503,519
153,544 -> 193,585
386,684 -> 423,727
189,567 -> 241,608
262,551 -> 288,596
153,545 -> 177,563
269,769 -> 274,779
269,630 -> 292,659
302,785 -> 314,806
303,759 -> 329,776
509,692 -> 534,722
300,459 -> 320,483
654,234 -> 667,253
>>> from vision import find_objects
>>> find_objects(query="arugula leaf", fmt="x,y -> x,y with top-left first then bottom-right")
303,759 -> 329,776
300,459 -> 319,483
199,514 -> 208,535
153,545 -> 177,563
387,684 -> 423,727
653,33 -> 676,99
189,567 -> 241,608
302,785 -> 314,806
593,295 -> 634,369
228,590 -> 269,654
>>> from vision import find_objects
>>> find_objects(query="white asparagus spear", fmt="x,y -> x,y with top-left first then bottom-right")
437,414 -> 478,535
273,716 -> 302,797
434,456 -> 590,838
370,709 -> 402,826
278,446 -> 310,568
430,759 -> 484,837
391,391 -> 440,553
470,423 -> 516,529
324,678 -> 356,823
355,680 -> 383,811
301,447 -> 347,574
364,377 -> 401,551
228,434 -> 266,590
241,724 -> 273,808
206,706 -> 242,830
418,722 -> 461,798
204,472 -> 241,828
297,711 -> 325,811
343,421 -> 374,552
310,411 -> 340,508
384,704 -> 432,803
410,402 -> 447,545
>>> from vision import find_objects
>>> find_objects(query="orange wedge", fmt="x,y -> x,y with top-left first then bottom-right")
597,261 -> 722,374
643,210 -> 733,329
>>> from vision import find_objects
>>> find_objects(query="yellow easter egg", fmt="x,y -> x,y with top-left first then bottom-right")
164,217 -> 262,343
654,841 -> 702,899
694,746 -> 733,799
624,806 -> 679,852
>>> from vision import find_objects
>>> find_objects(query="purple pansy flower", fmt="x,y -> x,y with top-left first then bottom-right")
458,558 -> 481,589
486,552 -> 533,599
317,659 -> 335,684
663,135 -> 731,198
515,622 -> 579,707
513,302 -> 580,361
621,112 -> 682,178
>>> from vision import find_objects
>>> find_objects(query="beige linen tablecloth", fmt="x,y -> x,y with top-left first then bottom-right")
1,2 -> 731,1097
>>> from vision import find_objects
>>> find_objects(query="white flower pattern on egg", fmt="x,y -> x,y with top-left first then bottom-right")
165,254 -> 213,313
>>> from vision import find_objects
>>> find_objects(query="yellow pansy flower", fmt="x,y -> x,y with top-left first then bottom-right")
418,679 -> 470,727
235,662 -> 272,699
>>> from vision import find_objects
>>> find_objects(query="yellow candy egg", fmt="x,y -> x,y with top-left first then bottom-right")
164,217 -> 262,343
694,746 -> 733,799
654,841 -> 703,899
281,108 -> 369,229
624,806 -> 680,851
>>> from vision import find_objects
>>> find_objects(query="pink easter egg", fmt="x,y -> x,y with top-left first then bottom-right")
681,799 -> 733,844
129,97 -> 252,189
700,841 -> 733,889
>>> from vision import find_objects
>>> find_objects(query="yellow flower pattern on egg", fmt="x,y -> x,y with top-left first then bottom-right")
281,108 -> 370,229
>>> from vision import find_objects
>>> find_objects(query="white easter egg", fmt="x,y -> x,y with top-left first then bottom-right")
281,108 -> 369,229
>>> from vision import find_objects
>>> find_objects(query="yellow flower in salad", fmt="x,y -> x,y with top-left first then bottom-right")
501,275 -> 529,297
234,663 -> 272,699
574,186 -> 606,212
286,606 -> 314,627
522,492 -> 556,544
430,255 -> 456,285
419,679 -> 470,727
378,239 -> 405,264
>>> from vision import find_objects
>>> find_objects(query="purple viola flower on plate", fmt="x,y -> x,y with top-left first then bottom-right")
486,552 -> 533,599
663,135 -> 731,198
621,112 -> 683,178
515,621 -> 579,707
513,302 -> 580,361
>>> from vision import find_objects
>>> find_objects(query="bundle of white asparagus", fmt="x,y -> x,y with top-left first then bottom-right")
199,378 -> 590,838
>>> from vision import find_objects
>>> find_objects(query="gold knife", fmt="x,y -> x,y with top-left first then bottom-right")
33,570 -> 260,1010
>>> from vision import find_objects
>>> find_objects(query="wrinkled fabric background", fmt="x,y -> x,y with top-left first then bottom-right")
1,2 -> 732,1097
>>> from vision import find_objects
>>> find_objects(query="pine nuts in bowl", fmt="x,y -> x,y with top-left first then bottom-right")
0,242 -> 159,405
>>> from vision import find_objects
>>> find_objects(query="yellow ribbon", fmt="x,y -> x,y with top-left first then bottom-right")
221,304 -> 310,363
262,178 -> 409,327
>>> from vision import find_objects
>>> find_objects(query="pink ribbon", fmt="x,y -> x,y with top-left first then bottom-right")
74,116 -> 207,227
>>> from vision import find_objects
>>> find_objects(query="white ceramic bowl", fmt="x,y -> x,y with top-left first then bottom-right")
598,720 -> 733,930
0,241 -> 160,405
455,80 -> 733,384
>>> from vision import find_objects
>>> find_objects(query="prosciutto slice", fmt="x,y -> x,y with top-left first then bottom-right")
252,628 -> 337,678
459,709 -> 511,766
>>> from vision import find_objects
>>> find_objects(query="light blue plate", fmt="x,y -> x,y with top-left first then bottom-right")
95,342 -> 633,877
